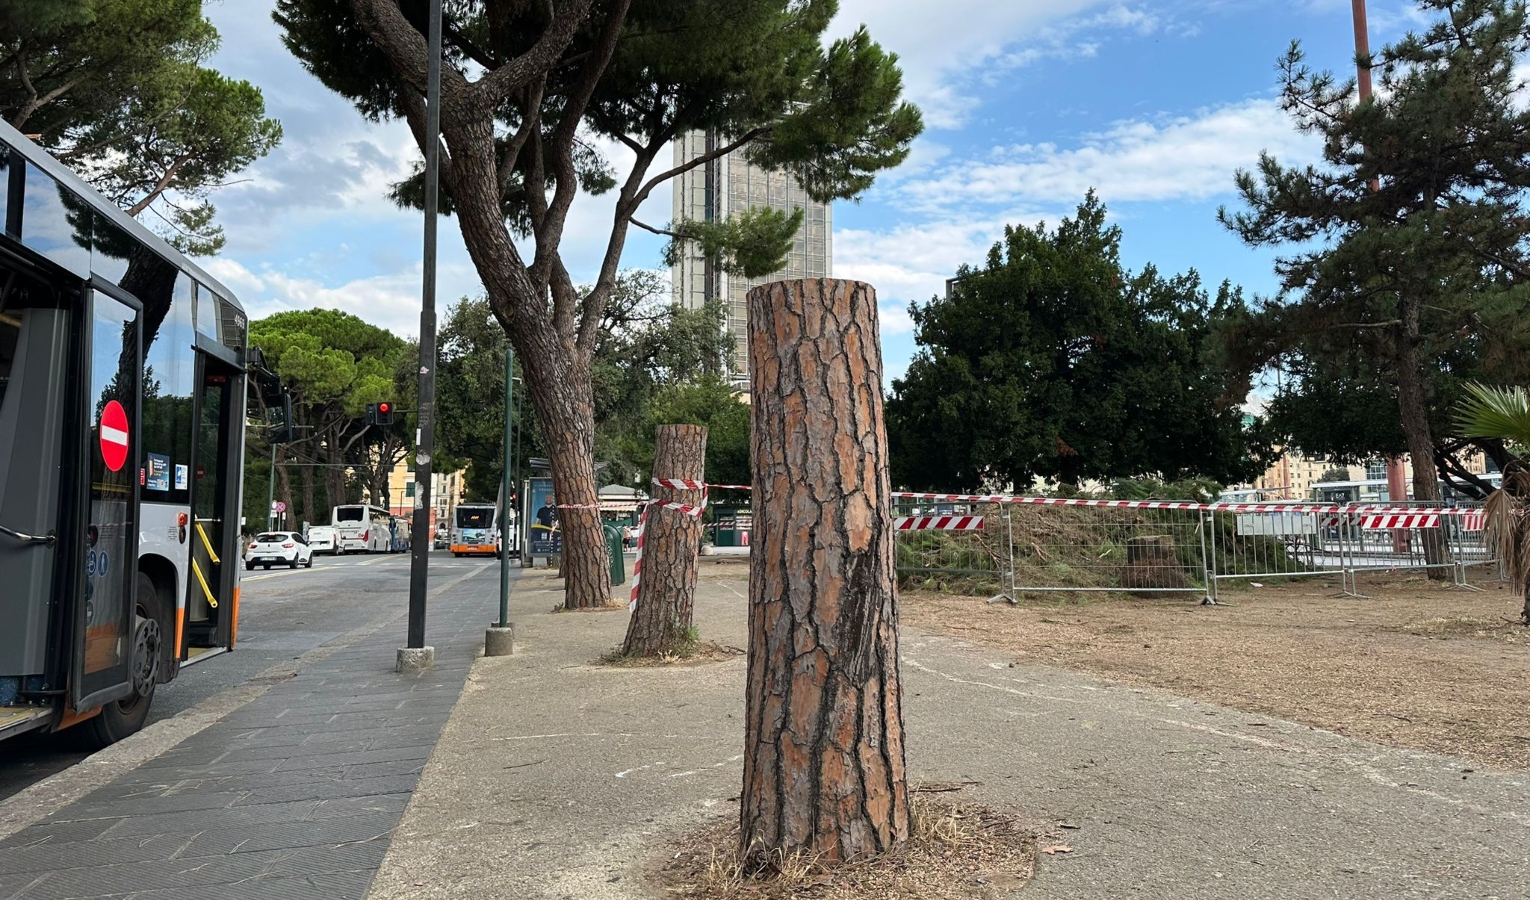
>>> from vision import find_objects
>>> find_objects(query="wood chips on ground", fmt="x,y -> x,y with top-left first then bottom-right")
655,794 -> 1035,900
903,574 -> 1530,770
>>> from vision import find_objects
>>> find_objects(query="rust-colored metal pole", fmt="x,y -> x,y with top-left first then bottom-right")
1353,0 -> 1413,529
1351,0 -> 1375,100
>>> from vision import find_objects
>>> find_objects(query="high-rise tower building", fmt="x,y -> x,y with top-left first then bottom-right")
670,131 -> 831,376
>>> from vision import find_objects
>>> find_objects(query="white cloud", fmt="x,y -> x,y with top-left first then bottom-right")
835,211 -> 1067,323
828,0 -> 1110,127
201,257 -> 266,295
897,98 -> 1320,211
231,259 -> 483,339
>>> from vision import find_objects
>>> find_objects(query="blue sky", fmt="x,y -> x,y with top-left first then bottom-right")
195,0 -> 1432,385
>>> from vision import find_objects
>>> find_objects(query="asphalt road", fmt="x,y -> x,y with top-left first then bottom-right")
0,548 -> 500,801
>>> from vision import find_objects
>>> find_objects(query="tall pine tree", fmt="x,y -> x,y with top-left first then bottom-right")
275,0 -> 921,608
1220,0 -> 1530,517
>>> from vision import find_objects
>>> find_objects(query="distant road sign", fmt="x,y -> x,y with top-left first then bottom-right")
271,501 -> 287,514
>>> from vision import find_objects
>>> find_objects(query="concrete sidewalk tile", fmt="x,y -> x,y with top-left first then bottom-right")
0,570 -> 502,899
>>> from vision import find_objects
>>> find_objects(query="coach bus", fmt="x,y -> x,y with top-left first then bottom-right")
331,503 -> 396,553
0,121 -> 262,748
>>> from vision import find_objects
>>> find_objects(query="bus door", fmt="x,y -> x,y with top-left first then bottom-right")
0,257 -> 73,707
184,351 -> 241,651
72,285 -> 142,712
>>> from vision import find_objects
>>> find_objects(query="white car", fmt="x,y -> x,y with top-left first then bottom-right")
306,525 -> 339,555
245,531 -> 314,570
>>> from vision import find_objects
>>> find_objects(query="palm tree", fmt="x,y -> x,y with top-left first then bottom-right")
1454,384 -> 1530,623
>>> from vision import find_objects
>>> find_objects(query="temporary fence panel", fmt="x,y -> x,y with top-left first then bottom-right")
1206,507 -> 1347,601
1005,503 -> 1209,598
889,491 -> 1503,603
893,500 -> 1007,595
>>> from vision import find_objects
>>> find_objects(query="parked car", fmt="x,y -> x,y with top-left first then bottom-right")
306,525 -> 339,555
245,531 -> 314,570
434,527 -> 449,550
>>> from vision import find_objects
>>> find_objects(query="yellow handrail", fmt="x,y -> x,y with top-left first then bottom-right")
195,521 -> 220,564
191,559 -> 218,609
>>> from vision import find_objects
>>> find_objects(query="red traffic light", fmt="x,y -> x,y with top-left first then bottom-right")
377,402 -> 390,413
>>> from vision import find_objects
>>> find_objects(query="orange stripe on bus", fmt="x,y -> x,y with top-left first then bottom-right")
174,605 -> 184,661
229,586 -> 240,648
57,704 -> 102,730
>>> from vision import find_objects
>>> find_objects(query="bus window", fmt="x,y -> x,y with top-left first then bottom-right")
193,282 -> 219,342
335,506 -> 364,522
22,164 -> 90,277
457,507 -> 493,529
77,290 -> 140,708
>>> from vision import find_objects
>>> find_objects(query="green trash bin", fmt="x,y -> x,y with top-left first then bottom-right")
603,524 -> 626,586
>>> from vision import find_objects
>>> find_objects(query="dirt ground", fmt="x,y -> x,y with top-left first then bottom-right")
902,573 -> 1530,771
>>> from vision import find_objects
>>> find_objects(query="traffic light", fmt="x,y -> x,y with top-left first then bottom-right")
367,402 -> 395,426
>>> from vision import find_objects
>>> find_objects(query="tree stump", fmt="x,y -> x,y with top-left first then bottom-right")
741,278 -> 909,864
622,425 -> 708,657
1123,535 -> 1188,590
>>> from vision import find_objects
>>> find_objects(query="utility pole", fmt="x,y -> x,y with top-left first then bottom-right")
486,348 -> 517,657
498,348 -> 515,628
266,441 -> 278,531
400,0 -> 442,673
1351,0 -> 1410,510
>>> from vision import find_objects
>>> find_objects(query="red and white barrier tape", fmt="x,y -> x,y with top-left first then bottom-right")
629,482 -> 710,611
889,491 -> 1476,517
895,515 -> 984,531
1360,513 -> 1439,530
649,478 -> 751,492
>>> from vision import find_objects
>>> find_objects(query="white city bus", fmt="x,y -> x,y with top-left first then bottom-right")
331,504 -> 394,553
450,503 -> 499,557
1,121 -> 264,747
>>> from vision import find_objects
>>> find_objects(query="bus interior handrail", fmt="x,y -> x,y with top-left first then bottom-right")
0,523 -> 55,545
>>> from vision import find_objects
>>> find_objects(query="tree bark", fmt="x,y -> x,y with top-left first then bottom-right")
524,359 -> 608,608
741,279 -> 909,865
1394,301 -> 1450,577
301,462 -> 315,529
623,425 -> 707,656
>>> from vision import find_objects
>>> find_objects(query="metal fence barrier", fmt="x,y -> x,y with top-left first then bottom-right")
891,493 -> 1501,604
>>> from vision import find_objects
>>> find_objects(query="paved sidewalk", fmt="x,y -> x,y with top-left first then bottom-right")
0,563 -> 499,900
367,568 -> 1529,900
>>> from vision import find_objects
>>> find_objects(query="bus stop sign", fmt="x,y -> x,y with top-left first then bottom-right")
99,400 -> 129,472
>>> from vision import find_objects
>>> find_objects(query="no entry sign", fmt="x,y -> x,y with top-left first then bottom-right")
99,400 -> 129,472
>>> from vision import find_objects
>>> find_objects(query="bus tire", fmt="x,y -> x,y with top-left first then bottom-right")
84,573 -> 162,748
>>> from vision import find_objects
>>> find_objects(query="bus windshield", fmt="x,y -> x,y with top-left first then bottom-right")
335,506 -> 365,522
456,507 -> 493,529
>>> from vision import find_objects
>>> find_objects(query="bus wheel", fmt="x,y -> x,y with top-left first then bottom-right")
85,573 -> 162,748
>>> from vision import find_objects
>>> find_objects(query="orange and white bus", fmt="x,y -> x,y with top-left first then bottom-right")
0,121 -> 265,747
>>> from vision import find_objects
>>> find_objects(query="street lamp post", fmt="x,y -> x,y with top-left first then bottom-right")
400,0 -> 443,673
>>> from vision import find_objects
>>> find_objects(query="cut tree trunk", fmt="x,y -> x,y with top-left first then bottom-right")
1122,535 -> 1188,591
622,425 -> 707,656
741,278 -> 909,865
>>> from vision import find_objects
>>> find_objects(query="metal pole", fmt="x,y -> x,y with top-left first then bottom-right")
513,381 -> 526,567
498,348 -> 515,627
1351,0 -> 1375,101
267,441 -> 277,532
406,0 -> 443,651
